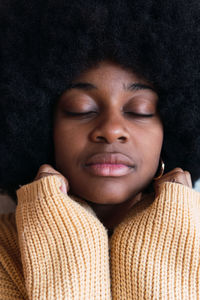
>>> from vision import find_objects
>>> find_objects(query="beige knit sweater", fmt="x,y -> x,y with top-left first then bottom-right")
0,175 -> 200,299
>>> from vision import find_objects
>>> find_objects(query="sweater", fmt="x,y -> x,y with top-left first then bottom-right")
0,175 -> 200,299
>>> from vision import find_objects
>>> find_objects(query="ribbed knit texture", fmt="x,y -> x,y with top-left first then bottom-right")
0,213 -> 27,299
0,176 -> 200,299
111,182 -> 200,300
15,175 -> 111,300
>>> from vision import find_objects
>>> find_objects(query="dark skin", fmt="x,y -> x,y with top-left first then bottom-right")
35,61 -> 192,229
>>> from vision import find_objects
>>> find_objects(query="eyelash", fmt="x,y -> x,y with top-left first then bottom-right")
64,111 -> 154,118
64,111 -> 97,117
125,112 -> 154,118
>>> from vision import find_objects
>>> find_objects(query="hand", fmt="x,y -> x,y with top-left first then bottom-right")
153,167 -> 192,194
34,164 -> 69,194
17,164 -> 110,299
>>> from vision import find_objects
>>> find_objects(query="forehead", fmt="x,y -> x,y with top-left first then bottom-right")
73,61 -> 148,85
64,61 -> 157,97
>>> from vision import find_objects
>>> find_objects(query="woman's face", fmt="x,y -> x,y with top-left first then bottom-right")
53,61 -> 163,204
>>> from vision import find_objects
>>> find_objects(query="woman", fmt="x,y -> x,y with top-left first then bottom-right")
1,0 -> 200,299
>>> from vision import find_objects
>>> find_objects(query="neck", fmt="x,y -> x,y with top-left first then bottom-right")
88,192 -> 142,230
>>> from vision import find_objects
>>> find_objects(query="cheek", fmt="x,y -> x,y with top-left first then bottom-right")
53,123 -> 87,170
139,124 -> 163,170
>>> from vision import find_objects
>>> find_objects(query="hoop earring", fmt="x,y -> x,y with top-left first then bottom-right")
153,158 -> 165,180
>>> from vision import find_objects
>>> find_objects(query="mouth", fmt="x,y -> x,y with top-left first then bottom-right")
84,152 -> 135,177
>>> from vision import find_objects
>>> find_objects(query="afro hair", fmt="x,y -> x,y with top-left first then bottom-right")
1,0 -> 200,201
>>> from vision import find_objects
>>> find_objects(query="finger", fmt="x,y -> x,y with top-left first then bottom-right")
155,171 -> 187,185
167,172 -> 188,185
34,164 -> 69,193
153,167 -> 184,185
35,171 -> 60,181
34,164 -> 60,180
154,171 -> 189,195
184,171 -> 192,188
162,167 -> 184,176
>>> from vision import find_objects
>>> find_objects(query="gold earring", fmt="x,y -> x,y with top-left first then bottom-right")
153,158 -> 165,180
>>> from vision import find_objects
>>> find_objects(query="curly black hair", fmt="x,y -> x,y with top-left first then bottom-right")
1,0 -> 200,201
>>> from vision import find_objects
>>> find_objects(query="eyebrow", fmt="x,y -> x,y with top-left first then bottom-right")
124,83 -> 156,92
67,82 -> 156,92
67,82 -> 97,90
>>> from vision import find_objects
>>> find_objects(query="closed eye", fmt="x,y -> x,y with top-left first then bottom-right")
64,111 -> 97,117
125,112 -> 154,118
63,111 -> 154,118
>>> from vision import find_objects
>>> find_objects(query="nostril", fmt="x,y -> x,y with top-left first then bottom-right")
118,136 -> 127,142
96,136 -> 107,142
94,135 -> 128,143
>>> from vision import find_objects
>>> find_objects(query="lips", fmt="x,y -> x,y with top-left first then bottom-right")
84,152 -> 135,177
85,152 -> 134,166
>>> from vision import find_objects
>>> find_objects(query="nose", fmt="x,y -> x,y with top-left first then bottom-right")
89,113 -> 130,144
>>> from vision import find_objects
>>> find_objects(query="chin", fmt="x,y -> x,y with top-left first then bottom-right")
69,175 -> 145,205
75,186 -> 136,205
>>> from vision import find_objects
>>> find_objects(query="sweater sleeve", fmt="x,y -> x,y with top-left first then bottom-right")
110,182 -> 200,300
16,175 -> 111,300
0,213 -> 27,299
